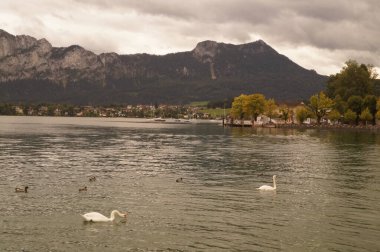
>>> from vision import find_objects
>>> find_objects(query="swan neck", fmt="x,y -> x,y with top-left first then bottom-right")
110,210 -> 122,221
273,177 -> 277,189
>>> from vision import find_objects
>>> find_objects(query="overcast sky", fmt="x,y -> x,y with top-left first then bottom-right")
1,0 -> 379,76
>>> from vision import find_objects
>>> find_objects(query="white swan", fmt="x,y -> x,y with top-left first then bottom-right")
81,210 -> 127,222
257,175 -> 277,191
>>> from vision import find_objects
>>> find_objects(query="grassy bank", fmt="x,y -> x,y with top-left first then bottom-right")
199,108 -> 231,118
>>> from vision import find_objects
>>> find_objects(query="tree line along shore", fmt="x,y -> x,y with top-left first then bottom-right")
0,103 -> 221,120
226,60 -> 380,129
1,60 -> 379,129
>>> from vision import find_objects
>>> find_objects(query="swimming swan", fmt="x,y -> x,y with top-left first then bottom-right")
81,210 -> 127,222
257,175 -> 277,191
15,186 -> 28,193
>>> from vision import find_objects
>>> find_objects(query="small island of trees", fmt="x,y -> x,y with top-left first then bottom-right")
227,60 -> 380,128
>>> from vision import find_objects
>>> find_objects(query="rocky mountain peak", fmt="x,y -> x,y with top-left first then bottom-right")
0,29 -> 326,104
36,38 -> 52,56
237,39 -> 277,54
50,45 -> 101,70
0,29 -> 12,38
192,40 -> 219,61
192,39 -> 277,63
0,30 -> 40,58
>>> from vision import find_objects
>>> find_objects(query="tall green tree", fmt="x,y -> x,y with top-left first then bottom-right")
362,95 -> 377,125
326,60 -> 377,100
347,95 -> 363,125
243,94 -> 266,123
279,105 -> 290,123
296,107 -> 312,124
359,108 -> 373,125
376,98 -> 380,120
231,94 -> 247,126
309,92 -> 334,125
333,95 -> 347,115
344,109 -> 357,124
265,99 -> 277,123
328,110 -> 341,124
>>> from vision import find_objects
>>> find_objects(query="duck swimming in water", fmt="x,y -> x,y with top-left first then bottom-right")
79,186 -> 87,192
15,186 -> 28,193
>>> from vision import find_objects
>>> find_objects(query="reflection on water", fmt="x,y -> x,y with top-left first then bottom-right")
0,116 -> 379,251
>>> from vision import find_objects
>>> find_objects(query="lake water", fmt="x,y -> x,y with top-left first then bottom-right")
0,116 -> 379,251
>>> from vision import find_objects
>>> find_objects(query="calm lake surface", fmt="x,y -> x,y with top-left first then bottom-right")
0,116 -> 379,251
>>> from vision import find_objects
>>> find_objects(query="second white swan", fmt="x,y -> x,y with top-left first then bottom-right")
257,175 -> 277,191
81,210 -> 127,222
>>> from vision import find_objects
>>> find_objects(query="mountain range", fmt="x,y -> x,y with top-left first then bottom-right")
0,29 -> 327,105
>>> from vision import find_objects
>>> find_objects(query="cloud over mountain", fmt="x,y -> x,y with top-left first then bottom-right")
0,0 -> 379,75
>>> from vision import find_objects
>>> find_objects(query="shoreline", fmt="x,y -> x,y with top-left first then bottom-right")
223,122 -> 380,131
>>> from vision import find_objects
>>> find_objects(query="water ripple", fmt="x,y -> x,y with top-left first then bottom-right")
0,117 -> 379,251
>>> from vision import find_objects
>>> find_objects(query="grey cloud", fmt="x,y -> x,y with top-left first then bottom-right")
14,0 -> 378,50
78,0 -> 380,51
1,0 -> 379,74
